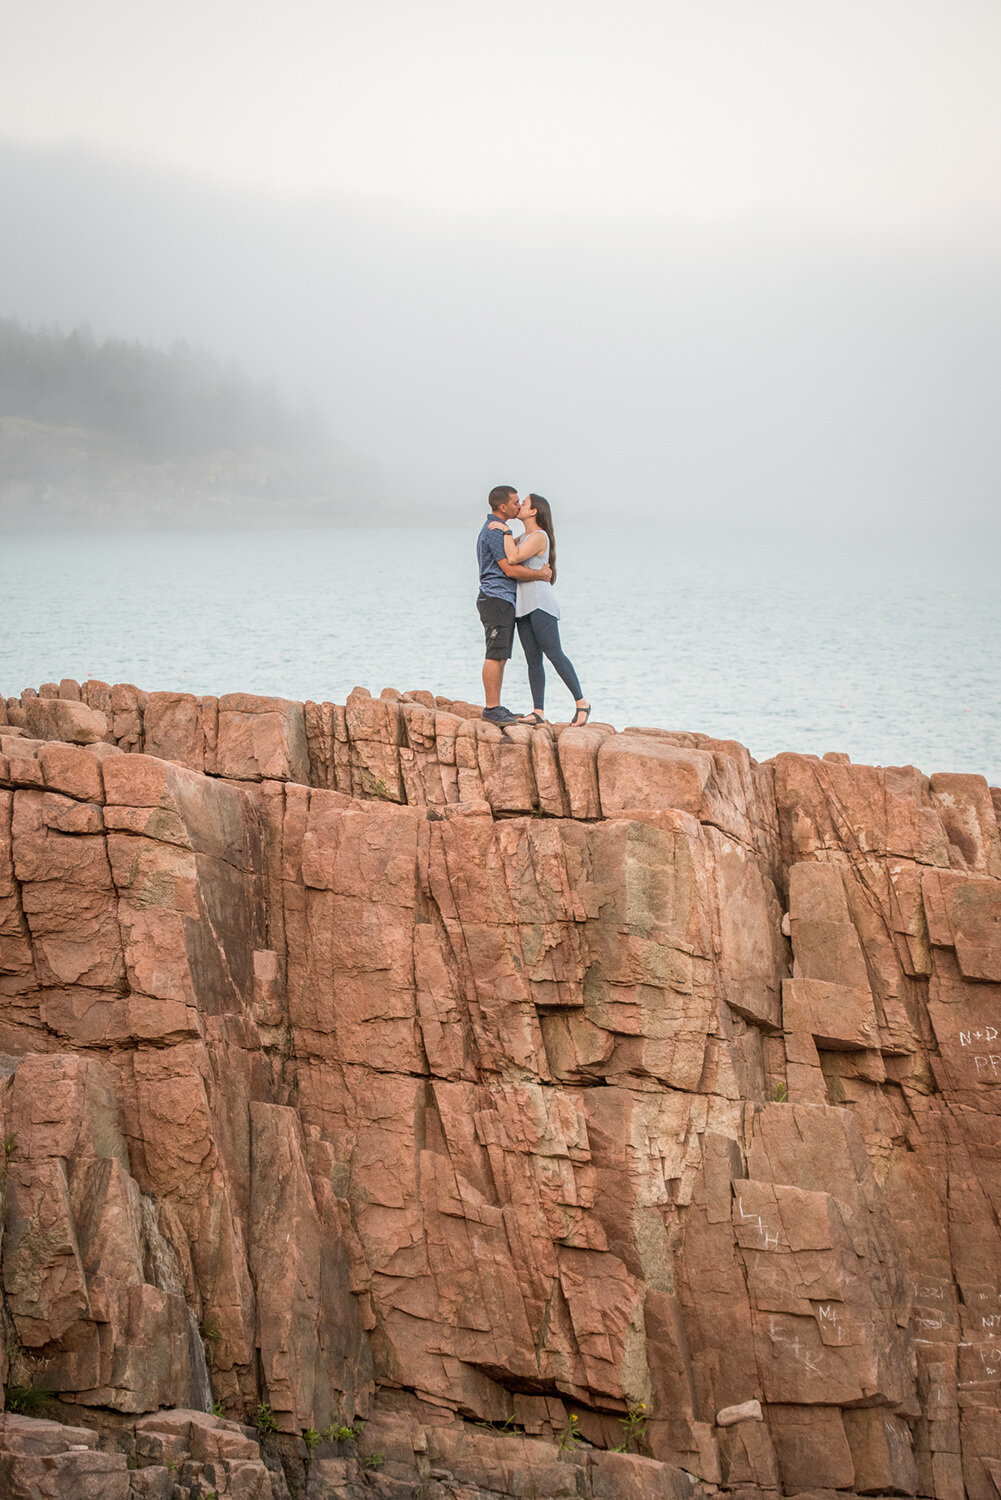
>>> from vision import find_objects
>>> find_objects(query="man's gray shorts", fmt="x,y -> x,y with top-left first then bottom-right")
477,593 -> 516,661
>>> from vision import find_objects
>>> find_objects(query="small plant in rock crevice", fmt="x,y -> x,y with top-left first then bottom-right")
254,1401 -> 278,1437
210,1399 -> 226,1417
4,1381 -> 53,1416
360,769 -> 392,801
611,1401 -> 647,1453
319,1419 -> 359,1443
474,1413 -> 518,1433
770,1080 -> 789,1102
557,1412 -> 579,1451
363,1452 -> 385,1470
316,1413 -> 366,1448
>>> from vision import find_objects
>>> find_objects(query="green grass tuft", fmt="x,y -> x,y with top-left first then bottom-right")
254,1401 -> 278,1437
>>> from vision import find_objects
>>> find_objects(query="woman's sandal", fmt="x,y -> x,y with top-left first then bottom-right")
518,711 -> 547,726
571,703 -> 592,727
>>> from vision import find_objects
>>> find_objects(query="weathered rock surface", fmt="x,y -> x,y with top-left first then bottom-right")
1,678 -> 1000,1497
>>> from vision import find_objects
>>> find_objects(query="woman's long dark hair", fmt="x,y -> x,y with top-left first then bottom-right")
529,493 -> 557,584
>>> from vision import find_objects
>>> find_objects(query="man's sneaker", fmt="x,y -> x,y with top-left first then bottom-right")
482,705 -> 518,724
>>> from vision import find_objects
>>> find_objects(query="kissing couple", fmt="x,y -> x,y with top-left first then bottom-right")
476,484 -> 591,728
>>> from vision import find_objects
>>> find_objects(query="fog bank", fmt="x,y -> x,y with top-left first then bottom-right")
2,142 -> 999,535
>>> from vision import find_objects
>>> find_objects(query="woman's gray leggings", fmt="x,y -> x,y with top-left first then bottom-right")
516,609 -> 583,710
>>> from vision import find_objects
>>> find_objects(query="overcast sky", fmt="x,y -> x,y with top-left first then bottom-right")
5,0 -> 1001,225
1,1 -> 999,526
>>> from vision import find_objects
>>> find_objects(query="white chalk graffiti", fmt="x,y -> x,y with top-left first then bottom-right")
767,1316 -> 822,1376
737,1196 -> 780,1250
883,1420 -> 909,1459
961,1346 -> 1001,1383
960,1027 -> 998,1047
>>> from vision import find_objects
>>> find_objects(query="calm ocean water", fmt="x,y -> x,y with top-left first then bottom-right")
2,525 -> 998,784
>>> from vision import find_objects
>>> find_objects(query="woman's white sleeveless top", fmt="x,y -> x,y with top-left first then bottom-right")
515,535 -> 560,619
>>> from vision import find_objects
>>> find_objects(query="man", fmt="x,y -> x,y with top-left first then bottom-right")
476,484 -> 552,724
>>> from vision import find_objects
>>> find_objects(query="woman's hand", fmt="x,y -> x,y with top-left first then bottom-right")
487,521 -> 510,532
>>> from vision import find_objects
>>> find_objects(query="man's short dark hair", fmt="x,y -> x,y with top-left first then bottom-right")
488,485 -> 517,513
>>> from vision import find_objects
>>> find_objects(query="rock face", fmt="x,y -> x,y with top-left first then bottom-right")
1,678 -> 1000,1498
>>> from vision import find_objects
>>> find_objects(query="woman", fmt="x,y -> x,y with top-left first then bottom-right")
489,494 -> 590,726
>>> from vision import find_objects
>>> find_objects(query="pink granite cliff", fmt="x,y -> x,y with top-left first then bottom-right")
1,677 -> 1000,1499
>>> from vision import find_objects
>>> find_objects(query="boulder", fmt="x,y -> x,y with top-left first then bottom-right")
22,698 -> 108,746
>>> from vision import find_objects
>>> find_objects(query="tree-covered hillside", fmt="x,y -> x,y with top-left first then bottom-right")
0,321 -> 378,528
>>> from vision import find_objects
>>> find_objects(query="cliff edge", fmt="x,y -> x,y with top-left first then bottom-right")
1,677 -> 1000,1499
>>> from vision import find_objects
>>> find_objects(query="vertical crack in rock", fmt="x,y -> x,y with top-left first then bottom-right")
141,1194 -> 212,1412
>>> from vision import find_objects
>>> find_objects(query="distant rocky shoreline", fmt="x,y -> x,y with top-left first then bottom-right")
0,415 -> 373,531
0,321 -> 380,530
